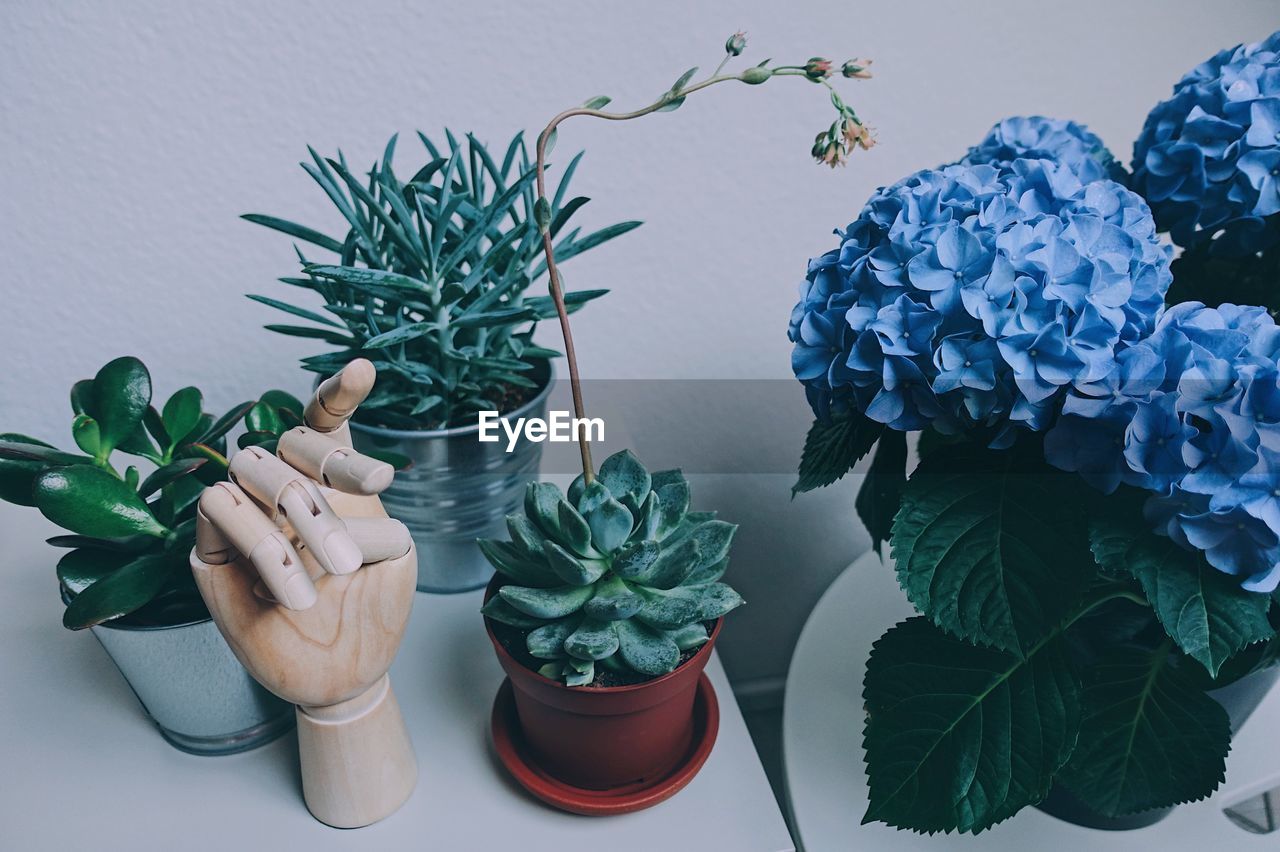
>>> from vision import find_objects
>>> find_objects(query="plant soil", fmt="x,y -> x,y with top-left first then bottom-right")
489,618 -> 707,688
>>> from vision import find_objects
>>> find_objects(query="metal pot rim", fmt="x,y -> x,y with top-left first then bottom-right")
59,583 -> 212,633
347,361 -> 556,441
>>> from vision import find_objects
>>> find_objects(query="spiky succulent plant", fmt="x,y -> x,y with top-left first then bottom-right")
480,450 -> 743,686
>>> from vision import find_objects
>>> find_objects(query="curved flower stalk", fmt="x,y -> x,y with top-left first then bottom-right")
1047,301 -> 1280,592
789,159 -> 1170,445
532,32 -> 875,482
1132,30 -> 1280,253
962,115 -> 1124,184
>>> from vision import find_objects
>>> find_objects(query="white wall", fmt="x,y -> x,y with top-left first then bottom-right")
3,0 -> 1277,687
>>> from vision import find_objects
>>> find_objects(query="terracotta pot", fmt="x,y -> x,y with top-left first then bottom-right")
484,579 -> 722,791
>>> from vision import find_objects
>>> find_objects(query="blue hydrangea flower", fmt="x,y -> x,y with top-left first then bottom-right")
1131,31 -> 1280,251
963,116 -> 1124,184
1045,302 -> 1280,592
789,159 -> 1172,445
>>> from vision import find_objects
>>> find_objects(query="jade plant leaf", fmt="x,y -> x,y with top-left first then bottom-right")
862,617 -> 1081,834
161,387 -> 204,446
1055,645 -> 1231,817
499,584 -> 594,619
62,552 -> 174,629
71,415 -> 102,457
615,618 -> 680,676
856,430 -> 908,549
56,547 -> 134,594
34,466 -> 169,539
1090,517 -> 1274,678
137,458 -> 208,499
90,357 -> 152,455
891,443 -> 1094,656
793,409 -> 882,495
0,433 -> 56,506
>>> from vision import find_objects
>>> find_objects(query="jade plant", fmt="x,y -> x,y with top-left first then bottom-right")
480,450 -> 743,685
245,130 -> 640,429
0,356 -> 301,629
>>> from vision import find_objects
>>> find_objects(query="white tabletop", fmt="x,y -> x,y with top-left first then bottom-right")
783,550 -> 1280,851
0,503 -> 793,852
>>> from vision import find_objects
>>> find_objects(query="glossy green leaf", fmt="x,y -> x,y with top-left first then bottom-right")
863,617 -> 1081,834
1091,517 -> 1274,677
793,411 -> 882,495
70,380 -> 94,416
91,357 -> 151,455
892,444 -> 1094,656
62,552 -> 174,629
161,387 -> 203,447
245,401 -> 283,436
56,547 -> 134,594
259,389 -> 304,419
71,415 -> 101,457
0,433 -> 54,506
137,458 -> 207,499
34,466 -> 168,539
198,401 -> 255,444
1056,645 -> 1230,816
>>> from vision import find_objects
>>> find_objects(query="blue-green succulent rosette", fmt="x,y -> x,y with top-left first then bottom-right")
789,157 -> 1172,447
1047,302 -> 1280,593
1131,30 -> 1280,254
963,115 -> 1126,184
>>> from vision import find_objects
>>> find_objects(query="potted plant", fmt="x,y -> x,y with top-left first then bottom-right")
0,355 -> 303,754
788,34 -> 1280,834
244,130 -> 640,592
479,32 -> 874,813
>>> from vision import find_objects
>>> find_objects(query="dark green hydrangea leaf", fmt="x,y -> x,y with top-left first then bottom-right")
857,430 -> 908,549
892,443 -> 1093,656
598,449 -> 651,503
863,617 -> 1081,834
565,618 -> 620,660
527,616 -> 580,659
1055,645 -> 1230,817
544,541 -> 608,586
499,584 -> 594,619
1091,516 -> 1274,677
35,466 -> 168,539
793,410 -> 882,495
615,619 -> 680,676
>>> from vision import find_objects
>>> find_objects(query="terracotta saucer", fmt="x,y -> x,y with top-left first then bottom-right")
490,673 -> 720,816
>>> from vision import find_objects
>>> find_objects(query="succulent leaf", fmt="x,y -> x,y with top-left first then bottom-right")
565,619 -> 620,660
480,450 -> 743,684
527,616 -> 580,659
598,449 -> 651,503
583,574 -> 644,620
545,541 -> 609,586
499,584 -> 594,619
616,619 -> 680,676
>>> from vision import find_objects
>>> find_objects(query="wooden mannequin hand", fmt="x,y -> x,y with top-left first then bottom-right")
189,359 -> 418,827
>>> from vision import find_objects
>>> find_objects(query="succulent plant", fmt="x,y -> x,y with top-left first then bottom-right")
0,356 -> 300,629
245,130 -> 640,429
480,450 -> 744,686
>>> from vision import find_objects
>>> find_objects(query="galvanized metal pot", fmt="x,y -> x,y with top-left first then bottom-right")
349,363 -> 553,594
71,589 -> 294,755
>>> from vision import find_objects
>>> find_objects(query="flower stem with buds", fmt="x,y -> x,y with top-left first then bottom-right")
533,34 -> 874,484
